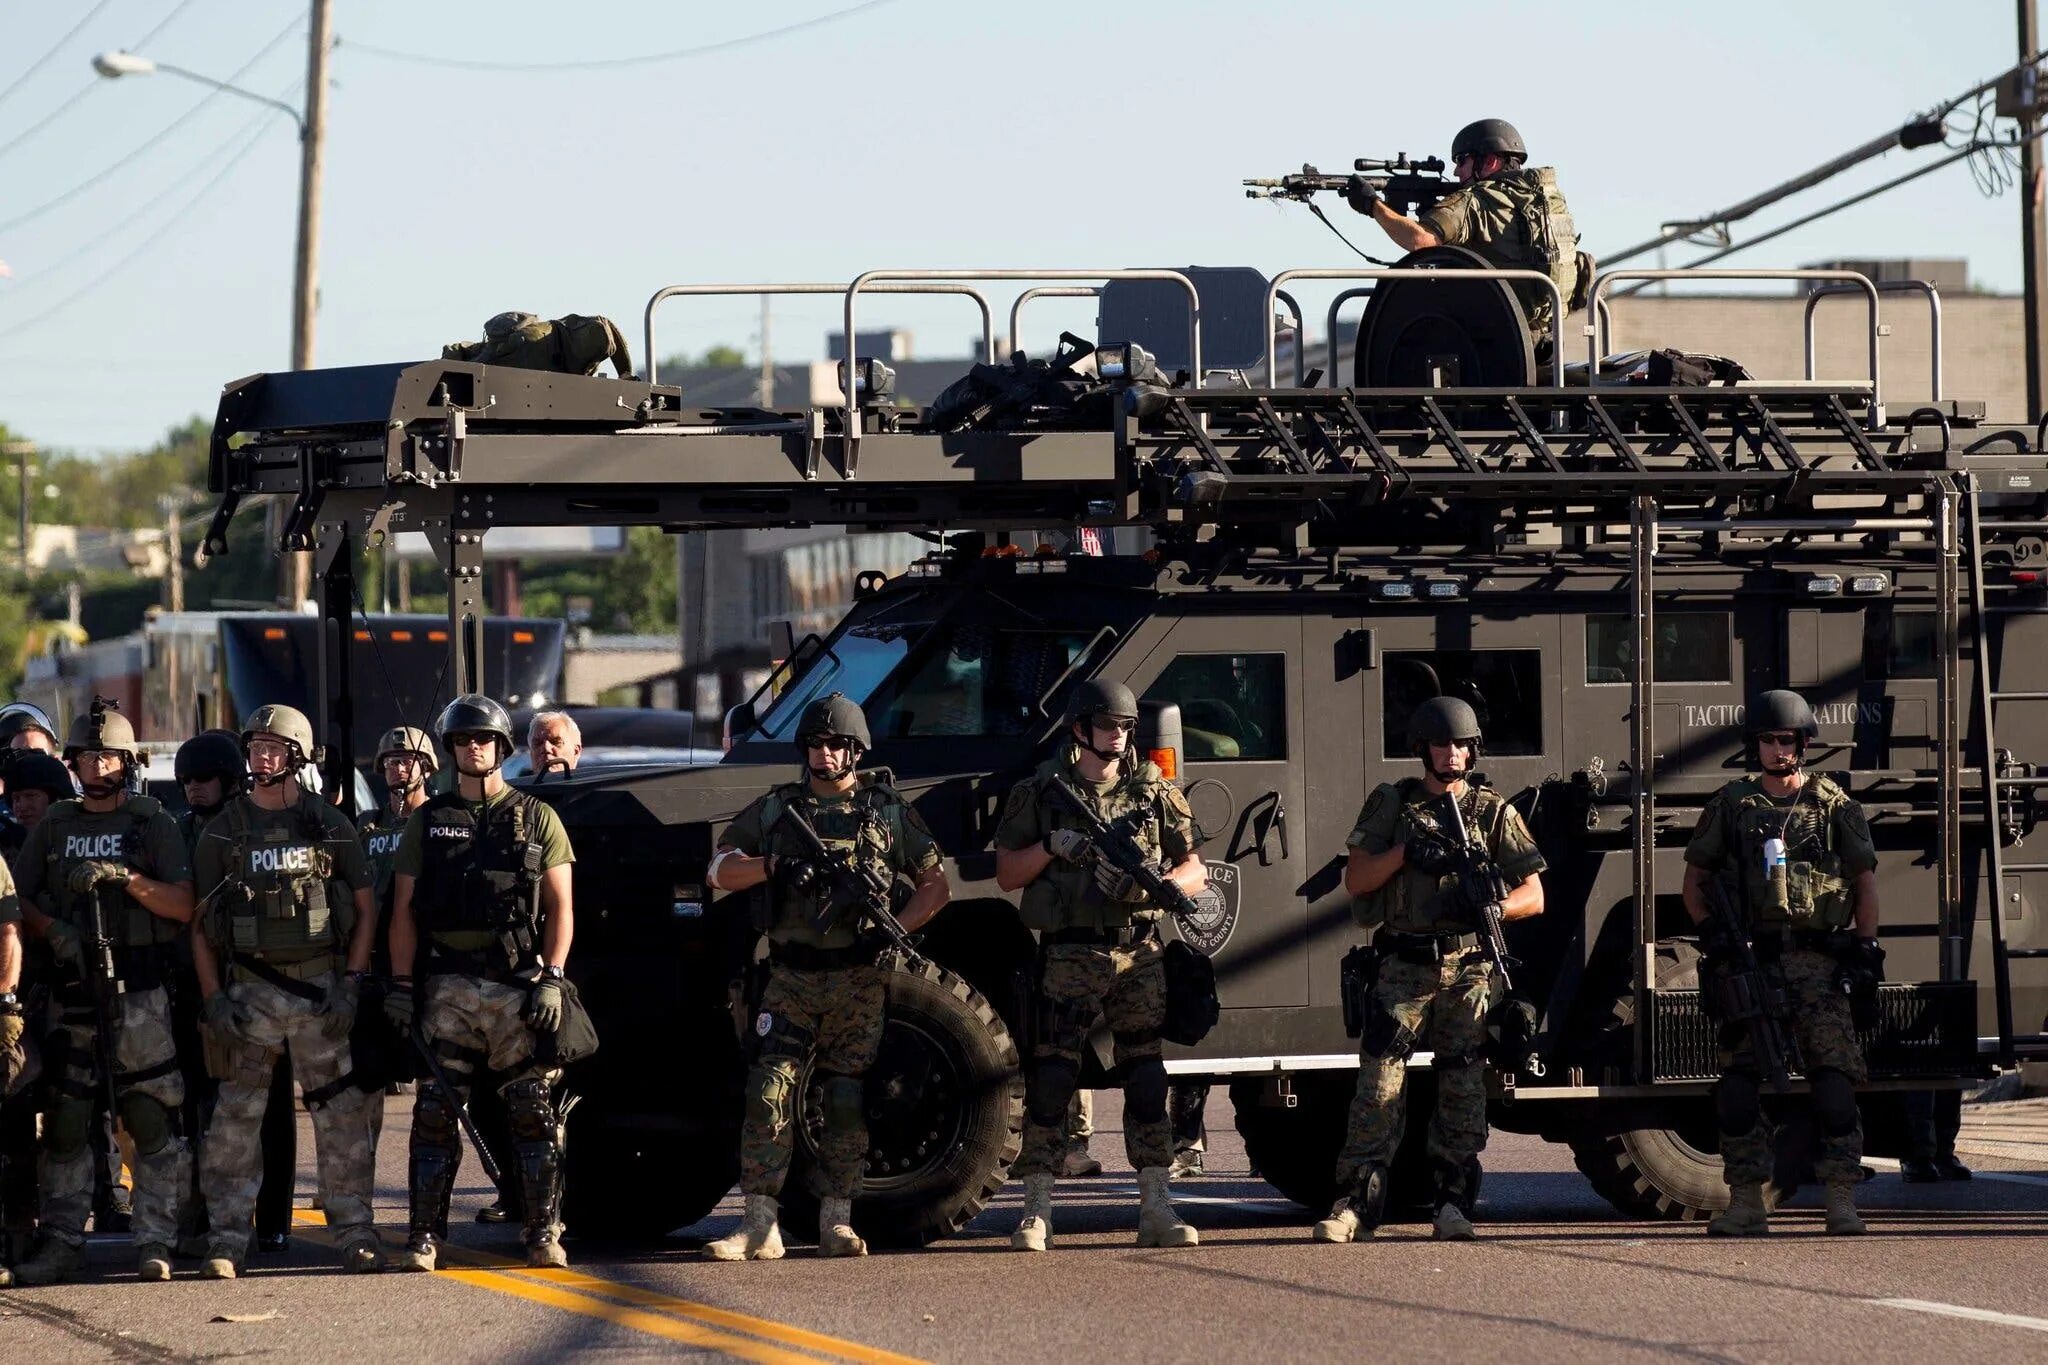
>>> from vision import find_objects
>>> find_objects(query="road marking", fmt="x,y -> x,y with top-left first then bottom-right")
1871,1299 -> 2048,1334
291,1209 -> 929,1364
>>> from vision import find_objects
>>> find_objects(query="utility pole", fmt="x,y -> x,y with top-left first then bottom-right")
2022,0 -> 2048,417
757,296 -> 774,407
162,495 -> 185,612
275,0 -> 331,608
2,440 -> 33,580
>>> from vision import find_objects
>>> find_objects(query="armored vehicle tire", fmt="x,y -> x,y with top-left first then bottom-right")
1229,1072 -> 1435,1219
776,956 -> 1023,1249
1567,1115 -> 1781,1221
566,1127 -> 741,1241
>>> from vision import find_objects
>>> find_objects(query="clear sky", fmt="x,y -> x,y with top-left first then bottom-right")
0,0 -> 2036,452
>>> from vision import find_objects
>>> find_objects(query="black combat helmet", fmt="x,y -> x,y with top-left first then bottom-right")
0,701 -> 58,750
176,729 -> 248,797
1062,678 -> 1139,727
436,693 -> 516,764
1407,696 -> 1484,755
8,751 -> 74,801
1451,118 -> 1527,163
796,693 -> 871,754
1745,689 -> 1818,740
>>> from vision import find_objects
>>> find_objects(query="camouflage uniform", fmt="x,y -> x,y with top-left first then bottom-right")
357,809 -> 410,1154
996,745 -> 1196,1178
1334,780 -> 1545,1193
1686,775 -> 1877,1186
1418,168 -> 1580,345
719,775 -> 939,1199
13,797 -> 193,1254
193,793 -> 376,1266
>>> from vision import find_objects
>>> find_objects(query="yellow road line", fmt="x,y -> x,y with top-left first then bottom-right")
432,1266 -> 822,1363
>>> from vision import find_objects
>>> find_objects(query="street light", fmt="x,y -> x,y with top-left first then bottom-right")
91,0 -> 331,609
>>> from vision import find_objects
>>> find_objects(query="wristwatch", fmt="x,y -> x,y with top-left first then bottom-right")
539,964 -> 566,981
0,991 -> 20,1014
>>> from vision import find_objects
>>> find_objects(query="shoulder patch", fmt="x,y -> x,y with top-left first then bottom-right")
1362,786 -> 1390,825
1001,782 -> 1036,819
1160,784 -> 1193,820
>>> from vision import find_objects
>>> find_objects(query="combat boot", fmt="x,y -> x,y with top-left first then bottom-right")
817,1197 -> 868,1258
704,1194 -> 784,1262
393,1232 -> 439,1273
136,1242 -> 174,1281
1431,1203 -> 1477,1241
1824,1180 -> 1867,1235
1311,1198 -> 1361,1244
1135,1167 -> 1198,1248
1168,1147 -> 1204,1179
1312,1165 -> 1386,1245
1708,1181 -> 1770,1237
339,1231 -> 384,1274
200,1255 -> 238,1280
1060,1143 -> 1103,1178
12,1237 -> 86,1286
1009,1173 -> 1055,1252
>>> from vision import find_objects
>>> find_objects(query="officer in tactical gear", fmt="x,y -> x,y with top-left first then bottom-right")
0,835 -> 23,1286
385,693 -> 579,1271
188,705 -> 381,1277
0,702 -> 60,756
6,699 -> 195,1285
1683,689 -> 1882,1237
995,678 -> 1209,1253
359,726 -> 438,1154
703,693 -> 950,1261
1345,118 -> 1582,349
2,752 -> 74,849
1314,695 -> 1545,1245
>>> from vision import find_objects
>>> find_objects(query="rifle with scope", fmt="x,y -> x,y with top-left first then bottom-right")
1243,154 -> 1454,214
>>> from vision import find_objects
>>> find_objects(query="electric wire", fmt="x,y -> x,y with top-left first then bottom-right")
0,0 -> 120,115
0,0 -> 203,163
338,0 -> 896,71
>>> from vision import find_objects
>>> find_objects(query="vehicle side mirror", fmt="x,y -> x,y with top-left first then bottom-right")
723,701 -> 756,754
1138,700 -> 1184,783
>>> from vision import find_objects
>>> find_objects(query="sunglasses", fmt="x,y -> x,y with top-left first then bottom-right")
1757,732 -> 1802,747
805,736 -> 855,751
1090,717 -> 1138,735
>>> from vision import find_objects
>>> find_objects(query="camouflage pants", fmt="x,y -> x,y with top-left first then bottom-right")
418,976 -> 554,1092
1718,947 -> 1867,1185
200,974 -> 374,1261
1014,939 -> 1171,1177
39,985 -> 188,1249
1333,949 -> 1493,1188
740,963 -> 885,1199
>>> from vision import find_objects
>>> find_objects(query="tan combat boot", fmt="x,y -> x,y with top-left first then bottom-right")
704,1194 -> 784,1262
1311,1196 -> 1362,1244
817,1197 -> 868,1258
136,1242 -> 174,1281
1010,1174 -> 1055,1252
1135,1167 -> 1199,1248
1708,1181 -> 1770,1237
392,1232 -> 438,1273
1824,1180 -> 1867,1236
1431,1203 -> 1477,1241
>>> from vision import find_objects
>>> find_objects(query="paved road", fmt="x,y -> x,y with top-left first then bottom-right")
4,1095 -> 2045,1362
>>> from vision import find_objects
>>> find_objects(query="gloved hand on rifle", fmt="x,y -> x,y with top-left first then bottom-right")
1044,828 -> 1093,864
202,991 -> 257,1046
42,917 -> 84,967
1694,914 -> 1738,967
0,1007 -> 23,1053
1837,937 -> 1886,1031
66,860 -> 130,896
319,973 -> 358,1041
1092,857 -> 1151,905
527,975 -> 565,1034
770,854 -> 820,895
1398,820 -> 1458,875
1343,174 -> 1384,216
1450,863 -> 1507,919
383,978 -> 416,1035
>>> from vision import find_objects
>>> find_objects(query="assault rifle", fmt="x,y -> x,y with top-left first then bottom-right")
79,886 -> 126,1133
1243,154 -> 1454,215
1437,792 -> 1516,994
1698,878 -> 1800,1092
772,804 -> 924,963
1044,776 -> 1200,922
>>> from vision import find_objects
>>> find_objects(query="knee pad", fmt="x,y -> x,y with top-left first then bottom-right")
1122,1056 -> 1168,1126
1360,1007 -> 1417,1063
1808,1068 -> 1860,1138
411,1088 -> 461,1151
745,1062 -> 798,1136
818,1074 -> 865,1134
502,1076 -> 554,1144
1715,1069 -> 1763,1137
1026,1055 -> 1080,1130
44,1097 -> 93,1158
117,1093 -> 175,1156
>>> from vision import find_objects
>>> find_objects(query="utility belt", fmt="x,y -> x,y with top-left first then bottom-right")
1376,928 -> 1482,965
768,940 -> 879,972
229,951 -> 338,1003
1750,926 -> 1854,963
1044,923 -> 1157,949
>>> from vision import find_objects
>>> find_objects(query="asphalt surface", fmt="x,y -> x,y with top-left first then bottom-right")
3,1094 -> 2045,1363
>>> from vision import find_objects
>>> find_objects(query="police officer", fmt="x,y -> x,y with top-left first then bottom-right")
995,679 -> 1208,1253
1345,118 -> 1582,351
360,726 -> 438,1156
704,694 -> 949,1261
4,752 -> 74,844
7,700 -> 194,1285
384,694 -> 578,1271
0,702 -> 60,756
1314,697 -> 1545,1244
188,705 -> 381,1276
0,837 -> 23,1286
1684,689 -> 1882,1237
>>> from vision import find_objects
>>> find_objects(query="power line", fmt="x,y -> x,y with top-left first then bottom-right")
0,0 -> 204,164
0,13 -> 302,236
130,0 -> 203,52
339,0 -> 897,71
0,0 -> 120,115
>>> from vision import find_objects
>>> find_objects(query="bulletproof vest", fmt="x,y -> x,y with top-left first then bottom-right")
41,795 -> 173,949
1714,775 -> 1855,930
359,814 -> 406,910
413,789 -> 547,954
211,797 -> 339,959
756,777 -> 904,948
1461,168 -> 1579,335
1018,750 -> 1171,933
1365,778 -> 1512,935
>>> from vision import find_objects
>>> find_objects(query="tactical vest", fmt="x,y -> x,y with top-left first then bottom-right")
413,789 -> 547,968
755,777 -> 906,948
1460,168 -> 1579,335
208,796 -> 343,960
360,815 -> 406,910
1019,751 -> 1172,934
1356,778 -> 1514,935
41,795 -> 175,950
1713,775 -> 1856,930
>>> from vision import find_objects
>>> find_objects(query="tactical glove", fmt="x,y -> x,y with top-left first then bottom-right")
771,855 -> 820,894
202,991 -> 256,1046
383,980 -> 416,1035
1695,915 -> 1738,965
65,861 -> 129,896
1399,823 -> 1456,874
527,977 -> 565,1034
42,917 -> 83,966
319,974 -> 359,1042
1092,858 -> 1150,904
0,1010 -> 22,1053
1838,938 -> 1886,1032
1045,828 -> 1093,864
1343,174 -> 1384,216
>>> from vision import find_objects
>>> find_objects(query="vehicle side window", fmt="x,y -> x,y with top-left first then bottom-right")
1383,649 -> 1543,757
1141,653 -> 1286,761
1880,610 -> 1938,680
1585,613 -> 1731,684
871,625 -> 1091,738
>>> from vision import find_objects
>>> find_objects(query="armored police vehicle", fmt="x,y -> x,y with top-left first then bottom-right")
201,260 -> 2048,1244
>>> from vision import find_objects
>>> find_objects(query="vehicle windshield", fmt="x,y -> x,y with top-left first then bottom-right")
753,583 -> 1121,741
